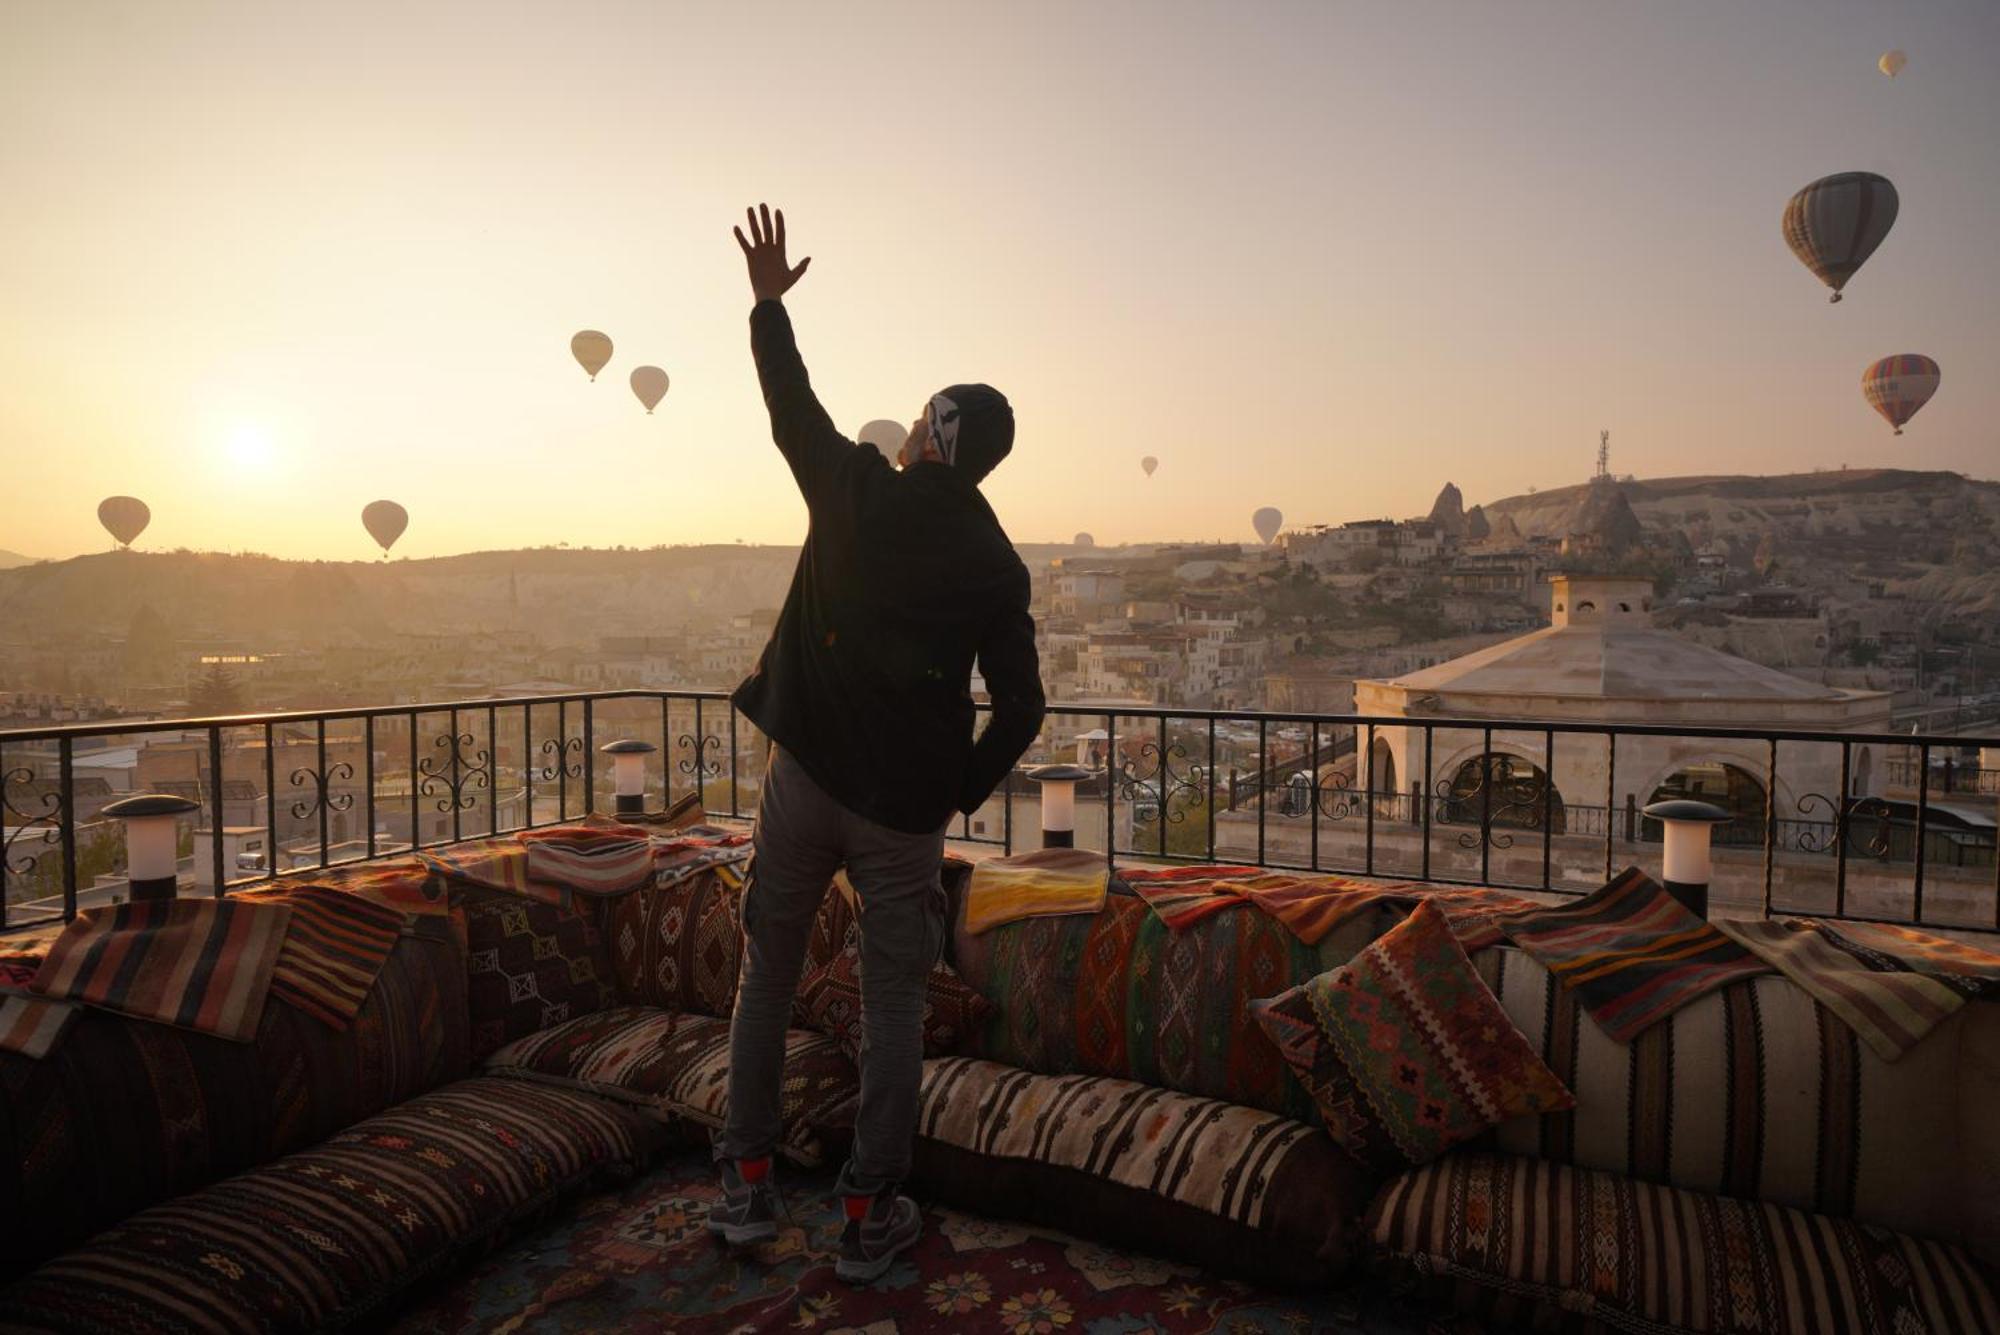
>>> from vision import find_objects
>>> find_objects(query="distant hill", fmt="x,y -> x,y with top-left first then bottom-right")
0,540 -> 1096,646
0,550 -> 38,569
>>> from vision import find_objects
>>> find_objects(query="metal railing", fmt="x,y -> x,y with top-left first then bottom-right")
4,690 -> 1998,933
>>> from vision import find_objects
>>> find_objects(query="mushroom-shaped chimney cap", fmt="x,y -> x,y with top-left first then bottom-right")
1026,763 -> 1095,784
1642,799 -> 1733,825
103,793 -> 204,820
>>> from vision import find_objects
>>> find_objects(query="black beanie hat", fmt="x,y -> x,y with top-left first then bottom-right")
924,384 -> 1014,483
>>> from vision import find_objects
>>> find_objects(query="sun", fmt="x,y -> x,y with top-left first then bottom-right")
226,423 -> 276,473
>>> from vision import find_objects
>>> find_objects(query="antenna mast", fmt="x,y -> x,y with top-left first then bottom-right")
1596,430 -> 1610,480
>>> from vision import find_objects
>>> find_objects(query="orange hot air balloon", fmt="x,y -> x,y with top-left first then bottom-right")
98,496 -> 150,548
1141,456 -> 1158,477
361,500 -> 409,555
630,366 -> 670,414
1878,49 -> 1907,77
1861,355 -> 1939,435
571,331 -> 612,381
1782,172 -> 1898,303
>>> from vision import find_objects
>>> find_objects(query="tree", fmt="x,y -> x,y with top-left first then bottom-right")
189,662 -> 244,715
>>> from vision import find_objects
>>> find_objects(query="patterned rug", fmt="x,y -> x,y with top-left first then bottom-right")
389,1149 -> 1461,1334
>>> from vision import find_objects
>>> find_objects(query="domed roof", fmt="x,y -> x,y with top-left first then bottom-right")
1375,576 -> 1882,713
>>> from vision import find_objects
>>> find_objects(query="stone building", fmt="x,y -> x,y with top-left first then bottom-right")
1352,575 -> 1893,837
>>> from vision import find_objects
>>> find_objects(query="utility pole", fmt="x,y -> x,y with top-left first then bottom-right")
1596,430 -> 1610,480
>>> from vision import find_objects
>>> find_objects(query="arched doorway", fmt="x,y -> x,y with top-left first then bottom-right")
1368,737 -> 1398,800
1441,753 -> 1566,834
1643,761 -> 1767,845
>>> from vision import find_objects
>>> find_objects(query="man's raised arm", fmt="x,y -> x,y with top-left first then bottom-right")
734,203 -> 853,504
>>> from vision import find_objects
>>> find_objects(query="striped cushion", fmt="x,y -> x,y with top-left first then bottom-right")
913,1057 -> 1369,1284
518,824 -> 656,896
251,884 -> 405,1028
0,1077 -> 655,1334
485,1008 -> 858,1166
1369,1152 -> 2000,1335
1474,945 -> 1983,1257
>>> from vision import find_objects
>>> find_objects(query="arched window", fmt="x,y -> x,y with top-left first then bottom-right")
1441,753 -> 1566,833
1643,762 -> 1767,845
1617,602 -> 1631,612
1576,601 -> 1597,615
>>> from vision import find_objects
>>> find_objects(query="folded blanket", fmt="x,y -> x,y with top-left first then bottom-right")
1397,885 -> 1546,951
418,840 -> 572,907
518,824 -> 655,896
306,860 -> 451,917
239,884 -> 406,1029
1122,865 -> 1257,932
1717,917 -> 1963,1062
1801,919 -> 2000,999
1234,872 -> 1423,945
30,898 -> 293,1043
1499,868 -> 1771,1043
964,848 -> 1111,934
648,826 -> 754,890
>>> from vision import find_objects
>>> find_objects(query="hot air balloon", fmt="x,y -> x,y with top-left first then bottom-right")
1252,506 -> 1282,545
857,419 -> 908,464
1782,172 -> 1898,302
1861,355 -> 1939,435
571,331 -> 612,381
1074,532 -> 1095,548
1141,456 -> 1158,477
361,500 -> 409,555
1879,49 -> 1907,77
630,366 -> 670,414
97,496 -> 150,549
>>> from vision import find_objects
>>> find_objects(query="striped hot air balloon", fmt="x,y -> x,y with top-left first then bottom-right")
1861,355 -> 1939,435
1782,172 -> 1899,303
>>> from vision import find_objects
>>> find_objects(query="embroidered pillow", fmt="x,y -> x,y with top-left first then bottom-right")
457,887 -> 615,1061
603,867 -> 743,1018
800,924 -> 993,1062
1251,900 -> 1573,1173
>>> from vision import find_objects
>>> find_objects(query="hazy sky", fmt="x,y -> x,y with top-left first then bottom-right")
4,1 -> 1997,560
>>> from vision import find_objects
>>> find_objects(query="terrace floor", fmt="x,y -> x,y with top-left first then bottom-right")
387,1148 -> 1458,1335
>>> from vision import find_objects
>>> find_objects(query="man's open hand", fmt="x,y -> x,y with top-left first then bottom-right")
734,203 -> 810,304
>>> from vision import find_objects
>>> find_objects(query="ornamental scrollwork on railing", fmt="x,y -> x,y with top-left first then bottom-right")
539,736 -> 584,782
419,732 -> 491,813
1,766 -> 62,877
289,761 -> 356,822
1790,792 -> 1842,855
1119,736 -> 1205,824
1436,755 -> 1557,851
1847,795 -> 1896,860
677,732 -> 722,782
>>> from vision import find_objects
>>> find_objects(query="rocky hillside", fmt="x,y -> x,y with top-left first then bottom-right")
1481,469 -> 2000,574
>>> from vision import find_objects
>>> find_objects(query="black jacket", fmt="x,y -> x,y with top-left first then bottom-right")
730,300 -> 1046,834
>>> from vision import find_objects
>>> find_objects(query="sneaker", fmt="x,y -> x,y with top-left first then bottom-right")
835,1193 -> 922,1284
706,1160 -> 779,1246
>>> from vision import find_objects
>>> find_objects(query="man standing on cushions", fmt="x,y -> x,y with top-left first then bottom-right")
710,204 -> 1045,1282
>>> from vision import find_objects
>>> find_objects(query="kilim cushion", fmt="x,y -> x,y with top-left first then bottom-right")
1472,943 -> 1995,1265
951,883 -> 1392,1125
0,918 -> 469,1281
485,1009 -> 859,1166
911,1057 -> 1370,1286
0,1077 -> 656,1334
603,864 -> 745,1019
518,823 -> 656,896
1368,1152 -> 2000,1335
798,923 -> 993,1061
456,885 -> 614,1061
1252,901 -> 1573,1173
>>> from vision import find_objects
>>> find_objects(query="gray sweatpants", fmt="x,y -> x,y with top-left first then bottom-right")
718,746 -> 947,1196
